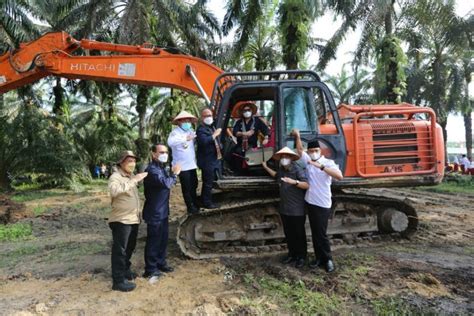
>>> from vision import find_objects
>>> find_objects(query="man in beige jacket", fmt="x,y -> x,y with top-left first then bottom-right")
108,150 -> 147,292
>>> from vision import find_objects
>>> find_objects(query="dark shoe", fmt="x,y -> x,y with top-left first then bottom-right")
203,203 -> 220,209
309,259 -> 324,269
294,258 -> 306,269
112,280 -> 136,292
188,207 -> 200,215
125,270 -> 137,280
142,270 -> 162,278
325,260 -> 335,273
158,265 -> 174,273
280,256 -> 296,264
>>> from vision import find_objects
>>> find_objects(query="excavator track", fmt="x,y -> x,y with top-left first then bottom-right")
177,190 -> 418,259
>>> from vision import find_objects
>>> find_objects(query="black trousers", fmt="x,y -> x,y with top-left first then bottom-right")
109,222 -> 139,283
144,219 -> 169,274
200,163 -> 219,206
280,214 -> 307,259
307,203 -> 333,263
179,169 -> 199,213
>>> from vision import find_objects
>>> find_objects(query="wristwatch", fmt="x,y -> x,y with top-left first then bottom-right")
295,180 -> 299,186
320,164 -> 325,171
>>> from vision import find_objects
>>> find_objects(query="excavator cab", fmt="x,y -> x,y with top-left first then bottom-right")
212,71 -> 347,191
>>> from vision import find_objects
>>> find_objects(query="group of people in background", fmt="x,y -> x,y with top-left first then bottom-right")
447,154 -> 474,175
106,103 -> 343,292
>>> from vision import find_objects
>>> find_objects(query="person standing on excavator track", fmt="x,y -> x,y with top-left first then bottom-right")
196,108 -> 222,209
292,129 -> 343,273
167,111 -> 200,214
262,147 -> 309,268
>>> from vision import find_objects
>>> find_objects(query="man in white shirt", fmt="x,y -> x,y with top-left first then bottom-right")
292,129 -> 343,273
460,155 -> 470,173
167,111 -> 200,214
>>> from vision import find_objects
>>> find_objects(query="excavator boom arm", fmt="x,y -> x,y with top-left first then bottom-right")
0,32 -> 223,98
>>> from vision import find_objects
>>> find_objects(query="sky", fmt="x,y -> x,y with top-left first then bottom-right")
206,0 -> 473,143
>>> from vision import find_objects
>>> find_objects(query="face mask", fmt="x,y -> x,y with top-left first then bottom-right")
280,158 -> 291,167
203,117 -> 213,125
243,111 -> 252,118
158,153 -> 168,163
181,122 -> 192,131
124,162 -> 136,174
309,152 -> 321,161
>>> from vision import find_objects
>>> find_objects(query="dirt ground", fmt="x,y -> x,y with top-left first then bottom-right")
0,183 -> 473,315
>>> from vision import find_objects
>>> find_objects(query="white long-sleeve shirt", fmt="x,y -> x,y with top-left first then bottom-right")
167,126 -> 197,171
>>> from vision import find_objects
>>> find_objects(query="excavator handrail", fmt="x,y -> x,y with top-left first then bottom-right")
209,70 -> 321,111
353,107 -> 439,178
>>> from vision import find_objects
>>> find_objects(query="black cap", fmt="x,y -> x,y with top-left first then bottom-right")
307,140 -> 320,149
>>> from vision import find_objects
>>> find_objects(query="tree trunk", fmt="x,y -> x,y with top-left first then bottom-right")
464,109 -> 472,160
0,170 -> 12,192
438,117 -> 448,164
52,77 -> 65,117
135,86 -> 151,163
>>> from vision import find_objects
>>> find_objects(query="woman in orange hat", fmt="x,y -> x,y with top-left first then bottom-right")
231,101 -> 270,174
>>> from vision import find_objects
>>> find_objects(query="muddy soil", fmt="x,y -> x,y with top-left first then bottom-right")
0,184 -> 473,315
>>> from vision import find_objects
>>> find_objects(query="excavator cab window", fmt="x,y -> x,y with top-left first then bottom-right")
282,87 -> 318,135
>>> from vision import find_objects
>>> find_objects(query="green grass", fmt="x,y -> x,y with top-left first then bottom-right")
0,244 -> 41,268
44,241 -> 107,262
242,274 -> 343,315
32,205 -> 48,216
11,191 -> 65,202
371,297 -> 427,316
416,176 -> 474,195
0,223 -> 33,241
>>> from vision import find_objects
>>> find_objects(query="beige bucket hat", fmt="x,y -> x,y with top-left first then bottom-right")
272,146 -> 300,161
172,110 -> 198,125
117,150 -> 138,164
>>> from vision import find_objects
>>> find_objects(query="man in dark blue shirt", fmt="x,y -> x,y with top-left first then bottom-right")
196,108 -> 222,209
143,144 -> 181,279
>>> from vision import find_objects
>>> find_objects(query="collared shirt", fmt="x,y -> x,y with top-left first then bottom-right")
275,162 -> 308,216
107,168 -> 141,224
460,157 -> 470,169
300,152 -> 339,208
143,160 -> 177,223
167,126 -> 197,171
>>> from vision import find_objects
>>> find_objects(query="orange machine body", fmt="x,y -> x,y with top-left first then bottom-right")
0,32 -> 445,186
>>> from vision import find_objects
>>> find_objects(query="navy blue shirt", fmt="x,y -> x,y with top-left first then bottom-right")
232,116 -> 269,149
143,160 -> 177,223
196,123 -> 220,169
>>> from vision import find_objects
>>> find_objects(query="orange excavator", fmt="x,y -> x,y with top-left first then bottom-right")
0,32 -> 445,258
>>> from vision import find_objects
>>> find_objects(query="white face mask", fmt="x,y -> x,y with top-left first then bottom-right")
158,153 -> 168,163
309,152 -> 321,161
203,117 -> 213,125
280,158 -> 291,167
243,111 -> 252,118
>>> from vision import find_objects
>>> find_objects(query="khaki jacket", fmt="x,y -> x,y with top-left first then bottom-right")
108,168 -> 141,224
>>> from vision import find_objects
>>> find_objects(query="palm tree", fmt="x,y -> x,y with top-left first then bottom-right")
318,0 -> 408,103
322,65 -> 372,105
400,0 -> 470,161
0,0 -> 38,51
278,0 -> 320,69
